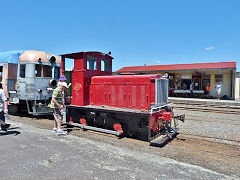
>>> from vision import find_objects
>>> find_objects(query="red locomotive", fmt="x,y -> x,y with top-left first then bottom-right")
61,51 -> 184,146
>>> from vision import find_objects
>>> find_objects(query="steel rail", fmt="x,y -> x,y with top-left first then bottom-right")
173,105 -> 240,115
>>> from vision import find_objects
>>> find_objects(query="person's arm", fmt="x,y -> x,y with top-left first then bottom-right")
4,100 -> 8,114
1,90 -> 8,114
51,97 -> 63,110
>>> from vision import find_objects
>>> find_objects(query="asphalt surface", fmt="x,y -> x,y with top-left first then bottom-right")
0,119 -> 234,180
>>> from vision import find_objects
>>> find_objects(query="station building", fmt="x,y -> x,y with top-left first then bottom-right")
116,62 -> 239,100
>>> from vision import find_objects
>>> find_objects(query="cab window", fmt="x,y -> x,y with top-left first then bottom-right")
20,64 -> 26,78
43,65 -> 52,77
101,59 -> 111,72
0,66 -> 3,77
87,56 -> 97,70
35,64 -> 42,77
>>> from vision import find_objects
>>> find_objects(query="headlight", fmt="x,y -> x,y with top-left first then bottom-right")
49,79 -> 57,86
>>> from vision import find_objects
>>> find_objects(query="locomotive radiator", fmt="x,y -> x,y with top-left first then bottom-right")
149,78 -> 185,147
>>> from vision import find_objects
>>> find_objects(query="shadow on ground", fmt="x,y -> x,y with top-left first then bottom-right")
0,127 -> 21,136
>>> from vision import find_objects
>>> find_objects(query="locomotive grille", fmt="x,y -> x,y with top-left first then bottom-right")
155,78 -> 168,105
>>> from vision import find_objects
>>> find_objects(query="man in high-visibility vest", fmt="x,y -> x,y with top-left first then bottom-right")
206,83 -> 211,98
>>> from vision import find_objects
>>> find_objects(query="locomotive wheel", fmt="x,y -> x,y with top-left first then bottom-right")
69,109 -> 81,123
69,109 -> 90,125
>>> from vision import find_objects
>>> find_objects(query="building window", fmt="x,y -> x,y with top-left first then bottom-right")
215,74 -> 223,83
43,65 -> 52,77
20,64 -> 26,78
35,64 -> 42,77
101,59 -> 111,72
175,74 -> 192,89
202,74 -> 211,79
87,56 -> 97,70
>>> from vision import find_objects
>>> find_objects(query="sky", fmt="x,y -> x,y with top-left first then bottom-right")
0,0 -> 240,71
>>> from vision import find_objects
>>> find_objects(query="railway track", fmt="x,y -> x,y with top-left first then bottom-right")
170,102 -> 240,115
176,133 -> 240,146
173,135 -> 240,159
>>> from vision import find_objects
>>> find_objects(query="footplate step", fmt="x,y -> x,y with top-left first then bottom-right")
150,132 -> 177,147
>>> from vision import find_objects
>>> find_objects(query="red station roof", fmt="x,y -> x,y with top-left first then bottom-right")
117,62 -> 236,73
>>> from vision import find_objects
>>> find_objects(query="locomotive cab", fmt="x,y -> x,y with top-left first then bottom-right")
61,51 -> 113,106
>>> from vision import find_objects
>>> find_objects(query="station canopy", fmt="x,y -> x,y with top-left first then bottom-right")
0,50 -> 26,64
117,61 -> 236,73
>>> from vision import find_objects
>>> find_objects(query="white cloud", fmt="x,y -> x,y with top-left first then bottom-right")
156,60 -> 161,63
205,46 -> 215,51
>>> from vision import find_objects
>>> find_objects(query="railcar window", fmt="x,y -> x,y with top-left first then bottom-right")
0,66 -> 2,77
87,56 -> 97,70
35,64 -> 42,77
43,65 -> 52,77
0,66 -> 2,82
20,64 -> 26,78
101,59 -> 111,72
55,67 -> 60,78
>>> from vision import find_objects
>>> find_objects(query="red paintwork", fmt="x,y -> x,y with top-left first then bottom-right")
149,112 -> 164,133
69,116 -> 73,123
61,58 -> 65,75
80,118 -> 87,125
113,123 -> 123,134
117,61 -> 236,73
149,110 -> 173,132
90,75 -> 162,110
162,112 -> 172,121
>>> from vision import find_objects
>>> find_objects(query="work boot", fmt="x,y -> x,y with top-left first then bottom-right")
1,124 -> 11,131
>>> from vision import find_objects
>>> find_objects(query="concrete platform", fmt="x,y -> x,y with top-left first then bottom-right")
168,97 -> 240,106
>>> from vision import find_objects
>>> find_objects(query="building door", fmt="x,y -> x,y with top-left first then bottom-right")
193,79 -> 200,90
202,74 -> 211,90
202,79 -> 210,90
